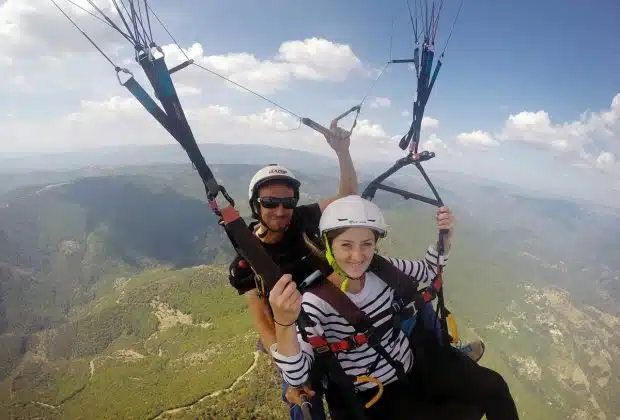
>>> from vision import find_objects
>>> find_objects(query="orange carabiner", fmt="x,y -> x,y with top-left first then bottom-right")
447,312 -> 459,344
355,376 -> 384,408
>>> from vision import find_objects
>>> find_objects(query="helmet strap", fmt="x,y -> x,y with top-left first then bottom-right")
323,233 -> 359,293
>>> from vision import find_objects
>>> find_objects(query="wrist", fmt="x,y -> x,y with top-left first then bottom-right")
272,312 -> 297,327
335,149 -> 351,158
274,317 -> 296,327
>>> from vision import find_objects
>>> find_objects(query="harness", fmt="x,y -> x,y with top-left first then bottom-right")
307,255 -> 442,355
297,254 -> 448,418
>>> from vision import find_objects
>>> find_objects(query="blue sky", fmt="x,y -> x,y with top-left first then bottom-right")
0,0 -> 619,206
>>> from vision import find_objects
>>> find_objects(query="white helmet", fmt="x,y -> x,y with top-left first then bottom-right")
319,195 -> 389,238
248,164 -> 301,201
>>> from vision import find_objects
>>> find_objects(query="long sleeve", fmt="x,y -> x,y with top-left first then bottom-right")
382,244 -> 448,290
271,276 -> 415,391
269,309 -> 320,387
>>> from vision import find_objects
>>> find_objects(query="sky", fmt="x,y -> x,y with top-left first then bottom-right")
1,0 -> 619,206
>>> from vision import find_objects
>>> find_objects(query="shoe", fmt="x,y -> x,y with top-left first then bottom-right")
454,339 -> 485,363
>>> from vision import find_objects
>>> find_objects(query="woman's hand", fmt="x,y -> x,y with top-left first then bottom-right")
269,274 -> 302,327
436,206 -> 455,251
436,206 -> 455,233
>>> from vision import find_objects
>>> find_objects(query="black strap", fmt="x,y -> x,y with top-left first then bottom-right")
297,311 -> 368,420
309,280 -> 373,332
307,275 -> 410,384
121,53 -> 287,295
368,255 -> 422,305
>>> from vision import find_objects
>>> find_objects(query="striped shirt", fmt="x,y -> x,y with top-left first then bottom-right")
270,245 -> 448,391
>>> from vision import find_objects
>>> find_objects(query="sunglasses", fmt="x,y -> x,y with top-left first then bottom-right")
257,196 -> 298,209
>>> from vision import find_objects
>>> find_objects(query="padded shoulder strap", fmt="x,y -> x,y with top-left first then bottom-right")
307,279 -> 373,332
368,254 -> 419,302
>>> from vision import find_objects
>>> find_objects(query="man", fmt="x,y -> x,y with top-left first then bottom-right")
229,123 -> 357,420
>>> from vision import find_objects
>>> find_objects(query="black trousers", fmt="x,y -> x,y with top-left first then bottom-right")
326,332 -> 519,420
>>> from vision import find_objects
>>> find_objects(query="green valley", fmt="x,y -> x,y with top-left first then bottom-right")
0,157 -> 618,419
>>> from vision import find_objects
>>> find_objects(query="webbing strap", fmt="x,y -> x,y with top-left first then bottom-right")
309,280 -> 373,332
306,276 -> 442,356
218,210 -> 283,293
297,311 -> 368,420
121,51 -> 285,295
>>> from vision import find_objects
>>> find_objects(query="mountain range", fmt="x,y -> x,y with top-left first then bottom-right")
0,144 -> 618,419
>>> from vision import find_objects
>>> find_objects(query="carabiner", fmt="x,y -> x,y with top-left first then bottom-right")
355,376 -> 384,408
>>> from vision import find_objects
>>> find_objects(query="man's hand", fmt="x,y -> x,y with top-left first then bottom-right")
285,383 -> 315,406
324,119 -> 351,155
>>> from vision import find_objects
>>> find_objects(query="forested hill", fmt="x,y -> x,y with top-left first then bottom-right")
0,160 -> 619,419
0,164 -> 345,341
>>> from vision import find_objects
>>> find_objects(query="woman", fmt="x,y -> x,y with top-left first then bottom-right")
268,195 -> 519,420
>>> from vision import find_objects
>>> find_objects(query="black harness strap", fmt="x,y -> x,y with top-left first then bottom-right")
304,254 -> 445,388
116,46 -> 288,295
297,311 -> 369,420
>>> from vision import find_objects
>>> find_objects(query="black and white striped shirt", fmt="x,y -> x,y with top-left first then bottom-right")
270,245 -> 448,391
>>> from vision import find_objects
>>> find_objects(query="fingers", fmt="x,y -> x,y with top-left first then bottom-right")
270,274 -> 301,310
271,273 -> 292,296
334,126 -> 351,139
280,279 -> 299,303
436,206 -> 454,230
326,124 -> 350,140
302,385 -> 316,397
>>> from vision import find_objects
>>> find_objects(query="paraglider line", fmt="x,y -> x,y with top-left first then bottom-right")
63,0 -> 112,29
143,0 -> 154,44
440,0 -> 464,56
82,0 -> 135,44
108,0 -> 139,45
406,0 -> 418,44
50,0 -> 120,70
191,62 -> 303,120
147,3 -> 310,125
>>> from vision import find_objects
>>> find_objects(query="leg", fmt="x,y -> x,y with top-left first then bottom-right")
418,303 -> 486,362
412,347 -> 519,420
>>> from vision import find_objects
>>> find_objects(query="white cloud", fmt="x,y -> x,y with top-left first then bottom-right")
422,133 -> 448,154
353,119 -> 388,139
499,93 -> 620,166
500,110 -> 584,152
456,130 -> 499,148
595,151 -> 616,170
0,1 -> 383,160
1,0 -> 125,58
421,116 -> 439,130
276,37 -> 362,82
1,2 -> 364,97
175,84 -> 202,97
163,38 -> 363,95
398,113 -> 438,131
369,97 -> 391,108
0,95 -> 397,162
